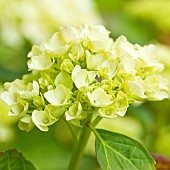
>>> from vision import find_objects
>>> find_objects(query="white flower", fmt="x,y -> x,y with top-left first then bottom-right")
87,88 -> 113,107
1,25 -> 169,132
19,81 -> 39,99
32,110 -> 57,131
44,84 -> 71,106
28,52 -> 54,70
18,115 -> 35,132
55,71 -> 73,90
123,76 -> 146,99
72,65 -> 96,90
98,104 -> 117,118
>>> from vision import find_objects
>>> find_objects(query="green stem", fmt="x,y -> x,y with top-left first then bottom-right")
92,116 -> 102,127
62,117 -> 78,144
68,113 -> 93,170
87,122 -> 100,139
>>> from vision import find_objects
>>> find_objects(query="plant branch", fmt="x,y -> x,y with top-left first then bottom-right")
92,116 -> 102,127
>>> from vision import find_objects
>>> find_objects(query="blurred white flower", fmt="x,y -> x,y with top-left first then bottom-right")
0,0 -> 102,46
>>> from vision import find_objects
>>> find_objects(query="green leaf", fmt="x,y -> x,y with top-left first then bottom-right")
0,149 -> 36,170
95,129 -> 155,170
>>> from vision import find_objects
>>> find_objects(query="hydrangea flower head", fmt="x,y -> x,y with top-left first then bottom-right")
1,25 -> 169,131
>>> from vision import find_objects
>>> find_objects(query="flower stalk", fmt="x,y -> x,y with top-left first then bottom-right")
68,113 -> 93,170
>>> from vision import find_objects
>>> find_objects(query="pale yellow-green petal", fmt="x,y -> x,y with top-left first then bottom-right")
45,104 -> 66,118
98,104 -> 117,118
55,71 -> 73,90
86,51 -> 106,70
32,110 -> 57,132
44,84 -> 70,106
123,76 -> 146,99
1,91 -> 16,106
28,53 -> 53,70
18,115 -> 35,132
60,59 -> 74,73
65,101 -> 83,120
87,88 -> 113,107
115,91 -> 129,117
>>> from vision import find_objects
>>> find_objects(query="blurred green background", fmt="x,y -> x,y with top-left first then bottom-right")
0,0 -> 170,169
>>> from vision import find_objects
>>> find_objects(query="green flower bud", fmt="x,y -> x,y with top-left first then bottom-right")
60,59 -> 74,73
65,101 -> 86,121
18,115 -> 35,132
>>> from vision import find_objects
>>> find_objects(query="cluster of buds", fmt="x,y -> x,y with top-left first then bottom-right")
1,25 -> 169,131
